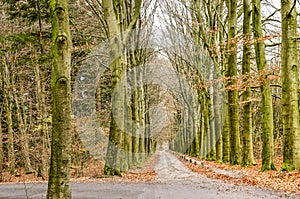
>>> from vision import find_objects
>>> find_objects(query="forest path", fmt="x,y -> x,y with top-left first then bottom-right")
0,151 -> 293,199
154,150 -> 209,183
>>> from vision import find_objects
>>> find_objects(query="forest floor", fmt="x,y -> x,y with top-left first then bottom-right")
0,150 -> 298,198
175,152 -> 300,197
0,153 -> 158,184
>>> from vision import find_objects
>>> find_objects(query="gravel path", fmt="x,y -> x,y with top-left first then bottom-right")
0,151 -> 295,199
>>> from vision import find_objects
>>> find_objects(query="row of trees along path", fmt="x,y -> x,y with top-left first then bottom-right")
0,0 -> 299,198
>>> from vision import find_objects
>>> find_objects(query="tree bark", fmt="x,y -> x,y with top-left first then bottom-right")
47,0 -> 72,197
104,0 -> 143,175
12,83 -> 33,173
242,0 -> 256,166
281,0 -> 300,171
226,0 -> 241,165
2,57 -> 15,174
222,103 -> 230,162
34,58 -> 49,176
252,0 -> 276,171
103,0 -> 123,176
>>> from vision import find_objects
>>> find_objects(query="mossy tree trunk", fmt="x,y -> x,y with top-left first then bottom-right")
103,0 -> 142,175
222,103 -> 230,162
102,0 -> 123,176
1,57 -> 15,174
281,0 -> 300,171
47,0 -> 72,197
252,0 -> 276,171
226,0 -> 241,165
192,0 -> 223,160
242,0 -> 256,166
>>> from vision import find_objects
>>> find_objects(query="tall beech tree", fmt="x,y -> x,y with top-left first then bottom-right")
1,56 -> 15,174
252,0 -> 276,171
226,0 -> 241,165
242,0 -> 256,166
281,0 -> 300,171
102,0 -> 123,176
47,0 -> 72,197
103,0 -> 143,175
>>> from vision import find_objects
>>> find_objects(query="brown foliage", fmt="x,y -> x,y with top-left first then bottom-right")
182,156 -> 300,196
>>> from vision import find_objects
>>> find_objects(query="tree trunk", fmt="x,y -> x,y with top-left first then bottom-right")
131,61 -> 140,164
47,0 -> 72,197
208,95 -> 216,160
252,0 -> 276,171
2,58 -> 15,174
34,59 -> 49,176
121,70 -> 130,172
0,112 -> 3,182
226,0 -> 241,165
215,0 -> 225,162
13,84 -> 33,173
103,0 -> 142,175
281,0 -> 300,171
103,0 -> 123,176
242,0 -> 256,166
222,103 -> 230,162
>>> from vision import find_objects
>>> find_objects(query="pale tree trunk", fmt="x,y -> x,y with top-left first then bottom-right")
138,79 -> 145,160
12,83 -> 33,173
5,95 -> 15,174
132,67 -> 140,164
10,61 -> 33,173
215,0 -> 225,162
128,48 -> 141,166
103,0 -> 123,176
104,0 -> 142,175
281,0 -> 300,171
34,58 -> 49,176
242,0 -> 256,166
20,85 -> 34,173
252,0 -> 276,171
207,93 -> 216,160
47,0 -> 72,197
200,97 -> 208,158
192,0 -> 220,160
121,66 -> 130,172
226,0 -> 241,165
143,85 -> 152,154
35,2 -> 47,166
214,65 -> 223,161
139,67 -> 147,158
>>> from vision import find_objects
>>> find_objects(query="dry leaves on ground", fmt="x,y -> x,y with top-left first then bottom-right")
179,154 -> 300,196
0,154 -> 158,184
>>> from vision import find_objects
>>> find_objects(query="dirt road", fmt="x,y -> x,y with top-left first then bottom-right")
0,151 -> 294,199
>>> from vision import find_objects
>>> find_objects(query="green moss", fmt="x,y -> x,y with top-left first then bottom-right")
261,163 -> 276,172
104,166 -> 121,176
281,163 -> 295,172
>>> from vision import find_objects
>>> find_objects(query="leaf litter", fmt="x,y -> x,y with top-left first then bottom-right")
177,153 -> 300,197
